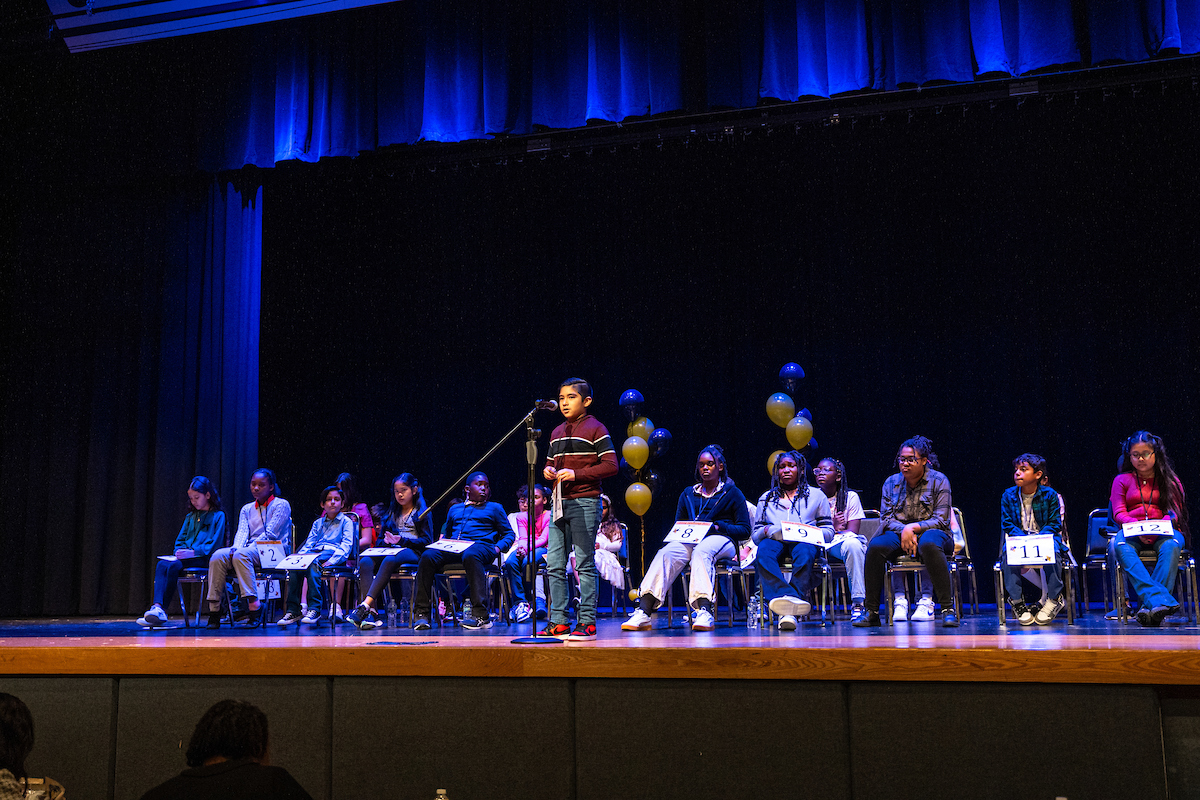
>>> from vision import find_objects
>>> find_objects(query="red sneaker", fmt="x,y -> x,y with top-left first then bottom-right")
540,622 -> 571,639
566,623 -> 597,641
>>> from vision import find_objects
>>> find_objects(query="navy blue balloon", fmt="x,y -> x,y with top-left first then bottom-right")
805,437 -> 818,452
648,427 -> 672,459
619,389 -> 645,421
642,468 -> 661,497
619,457 -> 638,480
797,407 -> 812,421
779,362 -> 805,394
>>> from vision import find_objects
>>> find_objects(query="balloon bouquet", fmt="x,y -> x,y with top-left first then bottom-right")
753,362 -> 817,569
617,389 -> 671,600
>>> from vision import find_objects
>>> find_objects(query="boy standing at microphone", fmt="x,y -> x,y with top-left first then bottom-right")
542,378 -> 618,640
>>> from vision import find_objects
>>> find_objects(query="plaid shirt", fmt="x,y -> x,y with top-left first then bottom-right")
879,468 -> 952,535
1000,485 -> 1063,539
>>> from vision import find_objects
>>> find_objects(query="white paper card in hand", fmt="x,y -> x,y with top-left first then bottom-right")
427,539 -> 474,554
255,541 -> 287,567
278,552 -> 321,570
664,521 -> 712,543
361,547 -> 404,557
1005,533 -> 1055,566
780,522 -> 828,546
1121,519 -> 1174,538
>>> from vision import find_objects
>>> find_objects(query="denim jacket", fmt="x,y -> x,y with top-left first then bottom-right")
878,468 -> 952,536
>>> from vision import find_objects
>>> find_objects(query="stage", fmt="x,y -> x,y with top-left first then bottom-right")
1,612 -> 1199,685
3,612 -> 1198,799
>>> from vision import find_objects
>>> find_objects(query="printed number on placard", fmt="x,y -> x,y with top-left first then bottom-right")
1005,533 -> 1055,566
665,521 -> 713,543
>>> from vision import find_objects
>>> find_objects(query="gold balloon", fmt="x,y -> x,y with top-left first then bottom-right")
786,416 -> 813,450
623,436 -> 650,470
628,589 -> 640,602
767,449 -> 786,475
765,393 -> 795,428
625,482 -> 652,516
627,416 -> 655,441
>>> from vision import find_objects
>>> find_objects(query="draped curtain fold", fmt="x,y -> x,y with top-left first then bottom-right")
1,179 -> 261,615
197,0 -> 1199,170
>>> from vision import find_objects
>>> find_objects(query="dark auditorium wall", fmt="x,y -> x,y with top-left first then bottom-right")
259,86 -> 1200,588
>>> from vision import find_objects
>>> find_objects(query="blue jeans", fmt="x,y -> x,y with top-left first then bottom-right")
1111,530 -> 1184,609
152,555 -> 208,607
1000,543 -> 1064,605
547,497 -> 600,626
504,547 -> 547,608
286,552 -> 333,615
756,538 -> 821,602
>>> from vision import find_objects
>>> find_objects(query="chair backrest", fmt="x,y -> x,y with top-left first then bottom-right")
1084,507 -> 1114,557
860,515 -> 882,543
346,511 -> 362,562
951,507 -> 970,558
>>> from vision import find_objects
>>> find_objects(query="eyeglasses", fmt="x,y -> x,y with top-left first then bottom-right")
898,456 -> 923,465
1130,451 -> 1155,461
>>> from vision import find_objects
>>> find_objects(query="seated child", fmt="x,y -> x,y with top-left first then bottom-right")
999,453 -> 1066,625
137,476 -> 226,627
276,485 -> 355,625
504,483 -> 551,624
412,472 -> 514,631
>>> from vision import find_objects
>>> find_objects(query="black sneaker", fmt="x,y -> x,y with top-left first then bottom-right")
541,622 -> 571,639
1151,605 -> 1180,626
462,615 -> 493,630
205,610 -> 222,630
852,609 -> 881,628
346,604 -> 371,630
941,609 -> 960,628
413,616 -> 432,631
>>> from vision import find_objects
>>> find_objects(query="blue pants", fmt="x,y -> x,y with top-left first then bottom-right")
1000,545 -> 1064,605
504,547 -> 547,608
1110,530 -> 1184,609
756,538 -> 821,603
864,529 -> 955,611
547,497 -> 600,627
286,552 -> 333,615
152,555 -> 208,607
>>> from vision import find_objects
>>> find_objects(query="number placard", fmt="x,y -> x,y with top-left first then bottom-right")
664,521 -> 713,543
255,541 -> 287,568
780,522 -> 829,546
427,539 -> 475,554
277,552 -> 321,570
1005,533 -> 1055,566
1121,519 -> 1174,539
360,547 -> 405,557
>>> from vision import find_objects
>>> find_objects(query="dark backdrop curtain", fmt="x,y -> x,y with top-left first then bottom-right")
258,87 -> 1200,603
1,179 -> 261,616
190,0 -> 1200,170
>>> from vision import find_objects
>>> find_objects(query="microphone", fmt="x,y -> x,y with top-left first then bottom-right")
535,399 -> 558,411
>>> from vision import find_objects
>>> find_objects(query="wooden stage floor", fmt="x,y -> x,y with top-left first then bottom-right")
2,610 -> 1198,685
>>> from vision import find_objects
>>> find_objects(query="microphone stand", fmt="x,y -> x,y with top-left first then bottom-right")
418,405 -> 560,644
512,418 -> 562,644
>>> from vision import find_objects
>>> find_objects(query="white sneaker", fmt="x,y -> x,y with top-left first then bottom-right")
621,609 -> 652,631
910,597 -> 935,621
1035,596 -> 1064,625
276,611 -> 302,626
891,597 -> 909,622
333,604 -> 345,623
300,609 -> 321,625
513,602 -> 533,623
778,614 -> 797,631
136,606 -> 167,627
768,595 -> 811,617
691,609 -> 715,631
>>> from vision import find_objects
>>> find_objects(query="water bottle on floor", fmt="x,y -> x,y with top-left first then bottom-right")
386,597 -> 397,628
746,593 -> 761,629
434,790 -> 449,800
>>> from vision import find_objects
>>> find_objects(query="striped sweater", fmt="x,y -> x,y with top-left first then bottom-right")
544,414 -> 618,500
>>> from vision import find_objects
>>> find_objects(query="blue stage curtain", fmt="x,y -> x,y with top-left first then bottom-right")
1,178 -> 261,616
196,0 -> 1200,168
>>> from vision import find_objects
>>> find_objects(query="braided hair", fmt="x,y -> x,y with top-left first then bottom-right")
761,450 -> 810,521
1117,431 -> 1189,535
895,435 -> 940,471
817,457 -> 848,515
694,444 -> 730,484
